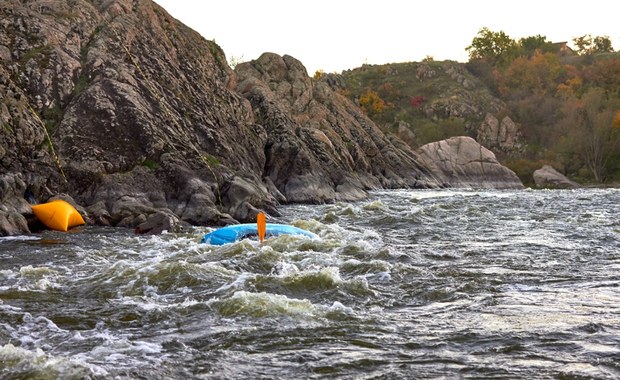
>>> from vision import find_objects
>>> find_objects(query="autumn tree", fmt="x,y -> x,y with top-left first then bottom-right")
497,52 -> 565,99
358,90 -> 387,116
583,58 -> 620,95
518,35 -> 555,57
556,88 -> 620,182
572,34 -> 614,55
555,64 -> 582,99
466,27 -> 517,66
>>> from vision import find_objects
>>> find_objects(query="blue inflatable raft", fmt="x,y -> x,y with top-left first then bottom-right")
201,223 -> 318,245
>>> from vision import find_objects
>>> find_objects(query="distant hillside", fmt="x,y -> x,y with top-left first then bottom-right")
337,50 -> 620,185
337,60 -> 523,155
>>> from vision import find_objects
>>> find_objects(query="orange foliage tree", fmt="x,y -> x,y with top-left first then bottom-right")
359,90 -> 387,116
497,52 -> 565,98
584,58 -> 620,95
313,70 -> 326,80
555,65 -> 582,99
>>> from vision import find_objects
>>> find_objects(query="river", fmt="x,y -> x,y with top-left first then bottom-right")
1,189 -> 620,379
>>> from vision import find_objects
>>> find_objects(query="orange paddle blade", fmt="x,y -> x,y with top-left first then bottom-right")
257,212 -> 266,243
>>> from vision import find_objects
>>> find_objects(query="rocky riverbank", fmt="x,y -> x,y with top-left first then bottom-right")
0,0 -> 524,236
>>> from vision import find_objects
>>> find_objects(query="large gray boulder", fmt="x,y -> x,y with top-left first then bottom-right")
416,136 -> 524,189
533,165 -> 579,189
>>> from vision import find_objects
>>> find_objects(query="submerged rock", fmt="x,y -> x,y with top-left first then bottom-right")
134,209 -> 187,235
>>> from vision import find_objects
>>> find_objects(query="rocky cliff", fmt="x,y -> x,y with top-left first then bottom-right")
1,0 -> 266,231
1,0 -> 446,235
235,53 -> 438,203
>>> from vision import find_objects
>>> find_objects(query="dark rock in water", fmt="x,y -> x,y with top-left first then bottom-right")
134,210 -> 187,235
0,211 -> 30,236
533,165 -> 579,189
416,136 -> 524,189
0,174 -> 32,235
220,175 -> 280,222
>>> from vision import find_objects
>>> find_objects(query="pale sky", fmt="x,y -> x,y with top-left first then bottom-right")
152,0 -> 619,75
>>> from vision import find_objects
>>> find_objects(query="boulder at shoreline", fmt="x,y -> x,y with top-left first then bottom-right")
533,165 -> 580,189
416,136 -> 524,189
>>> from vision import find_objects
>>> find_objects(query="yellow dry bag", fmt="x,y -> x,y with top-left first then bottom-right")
31,200 -> 86,232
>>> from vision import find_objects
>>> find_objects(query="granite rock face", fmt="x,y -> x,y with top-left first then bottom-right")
0,1 -> 527,236
235,53 -> 439,203
0,173 -> 31,236
1,0 -> 259,234
477,113 -> 523,153
0,0 -> 442,235
417,136 -> 524,189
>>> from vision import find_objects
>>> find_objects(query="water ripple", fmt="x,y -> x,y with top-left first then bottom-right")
2,189 -> 620,378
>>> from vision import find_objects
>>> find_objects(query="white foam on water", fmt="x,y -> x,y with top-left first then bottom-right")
19,265 -> 57,278
0,268 -> 17,282
13,265 -> 62,291
112,294 -> 200,312
211,290 -> 319,319
270,261 -> 300,276
215,272 -> 254,293
327,301 -> 354,314
0,235 -> 40,242
0,343 -> 106,377
367,271 -> 392,283
3,190 -> 618,378
70,327 -> 164,371
0,310 -> 103,374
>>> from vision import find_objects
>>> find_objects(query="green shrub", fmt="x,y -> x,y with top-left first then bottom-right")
42,105 -> 63,131
202,154 -> 221,166
141,159 -> 159,169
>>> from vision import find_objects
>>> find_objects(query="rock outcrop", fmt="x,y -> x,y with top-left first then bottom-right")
477,113 -> 523,153
533,165 -> 579,189
0,1 -> 529,236
235,53 -> 438,203
416,136 -> 524,189
0,0 -> 441,235
0,174 -> 31,235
